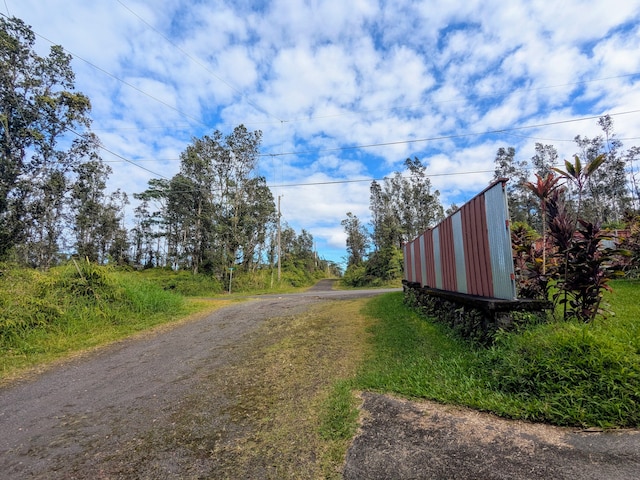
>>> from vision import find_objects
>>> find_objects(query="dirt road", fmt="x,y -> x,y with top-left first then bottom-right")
1,281 -> 639,479
0,281 -> 393,479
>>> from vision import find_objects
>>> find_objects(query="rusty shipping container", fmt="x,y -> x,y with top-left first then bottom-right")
403,179 -> 516,300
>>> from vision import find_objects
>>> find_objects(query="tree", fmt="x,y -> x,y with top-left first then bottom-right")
341,212 -> 369,267
209,126 -> 273,271
370,157 -> 443,251
522,158 -> 623,322
571,116 -> 628,225
292,229 -> 314,261
493,147 -> 532,224
531,143 -> 558,179
401,157 -> 445,240
71,158 -> 127,263
624,146 -> 640,211
0,17 -> 93,261
369,179 -> 402,251
132,179 -> 170,268
154,125 -> 275,275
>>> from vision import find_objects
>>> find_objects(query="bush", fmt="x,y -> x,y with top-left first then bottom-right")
0,262 -> 188,362
139,269 -> 223,296
0,265 -> 63,342
341,264 -> 367,287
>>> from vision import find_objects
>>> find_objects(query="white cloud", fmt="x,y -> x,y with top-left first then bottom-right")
5,0 -> 640,264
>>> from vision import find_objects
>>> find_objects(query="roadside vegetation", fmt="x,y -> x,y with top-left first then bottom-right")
0,260 -> 327,382
350,284 -> 639,429
3,14 -> 640,475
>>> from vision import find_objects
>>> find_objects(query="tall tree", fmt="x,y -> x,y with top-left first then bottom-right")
341,212 -> 369,267
0,17 -> 93,261
369,179 -> 402,251
159,125 -> 275,274
370,157 -> 443,251
573,115 -> 629,225
493,146 -> 532,224
531,143 -> 558,179
71,158 -> 124,263
133,178 -> 170,267
401,157 -> 445,240
624,146 -> 640,211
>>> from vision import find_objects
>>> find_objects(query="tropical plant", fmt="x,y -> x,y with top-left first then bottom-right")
520,155 -> 625,322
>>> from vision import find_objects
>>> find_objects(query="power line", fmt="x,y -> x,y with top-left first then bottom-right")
0,12 -> 209,128
4,12 -> 639,188
258,109 -> 640,158
64,127 -> 170,180
266,170 -> 495,189
100,111 -> 640,167
278,72 -> 640,124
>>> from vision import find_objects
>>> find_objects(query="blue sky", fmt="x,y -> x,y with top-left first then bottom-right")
6,0 -> 640,267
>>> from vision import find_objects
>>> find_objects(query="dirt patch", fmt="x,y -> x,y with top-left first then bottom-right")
344,392 -> 640,480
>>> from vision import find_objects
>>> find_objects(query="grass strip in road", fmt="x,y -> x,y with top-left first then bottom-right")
132,298 -> 372,480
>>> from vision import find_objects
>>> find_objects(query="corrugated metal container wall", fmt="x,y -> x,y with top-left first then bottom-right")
402,242 -> 409,282
439,217 -> 457,291
432,226 -> 442,289
461,193 -> 493,297
423,231 -> 437,287
403,241 -> 413,283
419,234 -> 427,287
402,179 -> 516,300
412,239 -> 422,285
451,211 -> 468,294
484,182 -> 517,299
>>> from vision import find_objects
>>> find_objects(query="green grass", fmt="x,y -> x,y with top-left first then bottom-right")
0,261 -> 330,382
319,380 -> 360,441
0,262 -> 219,381
138,264 -> 324,296
354,280 -> 640,428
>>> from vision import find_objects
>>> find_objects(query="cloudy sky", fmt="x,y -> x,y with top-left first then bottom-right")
5,0 -> 640,266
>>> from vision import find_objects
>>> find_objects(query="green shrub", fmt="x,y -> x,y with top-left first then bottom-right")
139,269 -> 223,296
341,264 -> 367,287
0,263 -> 189,372
54,259 -> 124,302
0,265 -> 63,342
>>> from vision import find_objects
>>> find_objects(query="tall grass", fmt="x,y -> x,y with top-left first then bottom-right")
0,262 -> 199,379
356,281 -> 640,428
137,264 -> 323,296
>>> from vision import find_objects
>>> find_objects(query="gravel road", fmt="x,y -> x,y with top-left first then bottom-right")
1,281 -> 638,479
0,281 -> 394,479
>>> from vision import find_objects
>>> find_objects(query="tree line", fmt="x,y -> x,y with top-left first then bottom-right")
342,115 -> 640,289
341,157 -> 445,286
0,16 -> 335,279
131,125 -> 329,276
493,115 -> 637,231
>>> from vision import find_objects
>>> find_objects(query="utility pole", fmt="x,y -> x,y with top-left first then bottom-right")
277,195 -> 282,282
